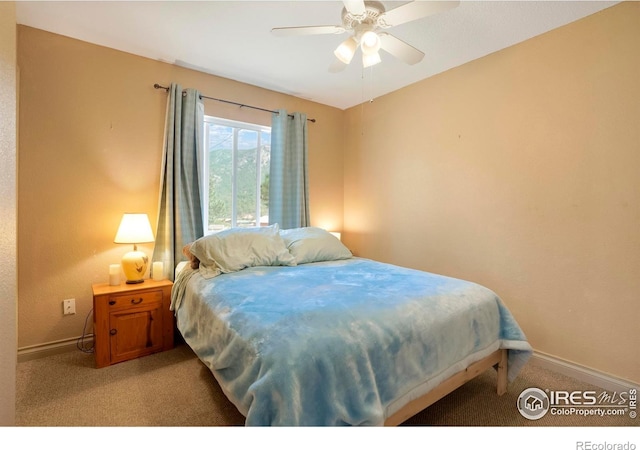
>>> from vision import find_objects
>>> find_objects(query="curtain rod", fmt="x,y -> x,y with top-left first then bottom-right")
154,84 -> 316,123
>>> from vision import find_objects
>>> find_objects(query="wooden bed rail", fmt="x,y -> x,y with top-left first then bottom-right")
384,348 -> 508,426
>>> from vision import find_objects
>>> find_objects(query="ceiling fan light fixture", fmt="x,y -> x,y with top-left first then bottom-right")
273,0 -> 461,73
362,51 -> 381,68
360,30 -> 381,55
334,36 -> 358,64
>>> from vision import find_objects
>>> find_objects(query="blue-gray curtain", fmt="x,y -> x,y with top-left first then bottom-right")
269,109 -> 310,230
153,83 -> 204,280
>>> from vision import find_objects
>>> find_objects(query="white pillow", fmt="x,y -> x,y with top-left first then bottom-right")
190,224 -> 296,278
280,227 -> 352,265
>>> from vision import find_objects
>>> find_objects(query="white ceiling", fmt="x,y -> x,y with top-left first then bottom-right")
16,0 -> 619,110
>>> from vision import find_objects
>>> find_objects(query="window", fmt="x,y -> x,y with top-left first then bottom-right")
202,116 -> 271,233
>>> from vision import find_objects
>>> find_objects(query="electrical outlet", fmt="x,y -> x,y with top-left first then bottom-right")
63,298 -> 76,315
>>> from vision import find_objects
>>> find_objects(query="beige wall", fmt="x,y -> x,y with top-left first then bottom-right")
344,2 -> 639,384
17,26 -> 345,349
0,1 -> 18,425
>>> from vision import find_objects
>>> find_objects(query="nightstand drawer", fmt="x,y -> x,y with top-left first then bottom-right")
107,290 -> 162,310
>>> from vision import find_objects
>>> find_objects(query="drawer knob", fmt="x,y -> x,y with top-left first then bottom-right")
109,300 -> 116,306
109,329 -> 117,335
131,298 -> 143,305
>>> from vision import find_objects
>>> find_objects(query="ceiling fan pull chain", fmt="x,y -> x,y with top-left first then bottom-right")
369,66 -> 375,104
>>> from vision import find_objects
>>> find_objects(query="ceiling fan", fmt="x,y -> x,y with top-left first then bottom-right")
271,1 -> 460,72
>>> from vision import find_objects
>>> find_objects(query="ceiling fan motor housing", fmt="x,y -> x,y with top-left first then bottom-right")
341,1 -> 388,32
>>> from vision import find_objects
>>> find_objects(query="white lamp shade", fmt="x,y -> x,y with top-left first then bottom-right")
114,214 -> 154,244
362,51 -> 381,68
334,37 -> 358,64
360,31 -> 381,55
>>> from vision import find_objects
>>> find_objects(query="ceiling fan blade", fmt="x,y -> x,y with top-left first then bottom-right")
378,1 -> 460,27
271,25 -> 345,37
379,33 -> 425,65
329,58 -> 348,73
342,0 -> 366,17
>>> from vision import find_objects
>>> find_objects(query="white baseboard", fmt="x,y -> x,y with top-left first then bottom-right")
530,351 -> 639,392
17,335 -> 94,362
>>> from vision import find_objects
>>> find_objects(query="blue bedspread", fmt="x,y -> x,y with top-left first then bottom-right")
172,258 -> 532,426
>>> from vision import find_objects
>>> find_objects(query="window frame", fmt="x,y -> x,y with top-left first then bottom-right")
201,115 -> 271,234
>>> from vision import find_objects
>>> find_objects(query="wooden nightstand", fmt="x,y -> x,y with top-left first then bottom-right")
92,279 -> 174,368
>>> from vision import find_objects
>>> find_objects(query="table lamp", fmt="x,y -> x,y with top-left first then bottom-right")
114,213 -> 155,284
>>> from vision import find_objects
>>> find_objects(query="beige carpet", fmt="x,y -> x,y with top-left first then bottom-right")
15,343 -> 638,427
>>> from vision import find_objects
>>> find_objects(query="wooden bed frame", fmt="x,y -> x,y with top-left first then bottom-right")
384,348 -> 508,426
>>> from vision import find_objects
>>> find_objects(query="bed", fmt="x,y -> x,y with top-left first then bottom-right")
171,225 -> 532,426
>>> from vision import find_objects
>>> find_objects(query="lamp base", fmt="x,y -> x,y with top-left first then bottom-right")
121,249 -> 149,284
